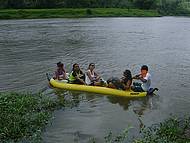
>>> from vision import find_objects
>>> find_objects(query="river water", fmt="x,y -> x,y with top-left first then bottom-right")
0,17 -> 190,142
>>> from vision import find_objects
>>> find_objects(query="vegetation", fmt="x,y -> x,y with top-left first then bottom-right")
0,92 -> 62,142
0,91 -> 190,143
135,117 -> 190,143
0,0 -> 159,9
0,0 -> 190,18
0,8 -> 160,19
157,0 -> 190,16
88,117 -> 190,143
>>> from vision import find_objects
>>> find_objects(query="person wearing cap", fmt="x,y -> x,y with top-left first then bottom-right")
107,69 -> 132,90
132,65 -> 151,92
53,62 -> 67,80
85,63 -> 102,86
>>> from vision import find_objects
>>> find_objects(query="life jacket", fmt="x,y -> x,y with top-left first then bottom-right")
69,71 -> 76,83
69,70 -> 84,83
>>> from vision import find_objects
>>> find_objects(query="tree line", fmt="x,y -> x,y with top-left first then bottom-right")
0,0 -> 156,9
0,0 -> 190,14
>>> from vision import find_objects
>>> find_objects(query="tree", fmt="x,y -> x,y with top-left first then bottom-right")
7,0 -> 25,8
134,0 -> 156,9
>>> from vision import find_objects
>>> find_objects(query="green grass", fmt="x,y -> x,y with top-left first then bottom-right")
135,117 -> 190,143
0,8 -> 160,19
88,117 -> 190,143
0,92 -> 61,142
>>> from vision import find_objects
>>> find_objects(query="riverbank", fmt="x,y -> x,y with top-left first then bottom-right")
135,117 -> 190,143
0,92 -> 62,142
92,117 -> 190,143
1,92 -> 190,142
0,8 -> 160,19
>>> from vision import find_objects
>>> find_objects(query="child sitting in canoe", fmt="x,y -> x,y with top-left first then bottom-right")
53,62 -> 67,80
107,69 -> 132,90
132,65 -> 151,92
69,63 -> 86,85
85,63 -> 103,86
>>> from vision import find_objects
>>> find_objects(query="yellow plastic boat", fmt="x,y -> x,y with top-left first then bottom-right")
49,78 -> 147,98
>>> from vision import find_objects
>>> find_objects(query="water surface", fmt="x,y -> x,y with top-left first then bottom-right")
0,17 -> 190,142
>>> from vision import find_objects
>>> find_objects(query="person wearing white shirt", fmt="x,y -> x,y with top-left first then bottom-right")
85,63 -> 101,86
132,65 -> 151,92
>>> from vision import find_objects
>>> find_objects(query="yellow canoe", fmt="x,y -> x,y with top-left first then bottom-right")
49,78 -> 147,98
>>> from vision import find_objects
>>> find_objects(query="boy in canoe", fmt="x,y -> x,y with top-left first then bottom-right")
53,62 -> 67,80
69,63 -> 86,85
132,65 -> 151,92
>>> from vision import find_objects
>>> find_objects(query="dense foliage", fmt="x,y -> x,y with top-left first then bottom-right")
0,0 -> 190,15
0,92 -> 61,142
135,117 -> 190,143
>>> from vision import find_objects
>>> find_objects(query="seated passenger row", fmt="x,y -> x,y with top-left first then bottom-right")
53,62 -> 151,92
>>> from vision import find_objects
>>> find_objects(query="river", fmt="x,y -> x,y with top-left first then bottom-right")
0,17 -> 190,142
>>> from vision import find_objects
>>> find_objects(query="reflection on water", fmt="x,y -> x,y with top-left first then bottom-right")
107,96 -> 131,110
46,89 -> 160,142
107,95 -> 160,116
1,17 -> 190,142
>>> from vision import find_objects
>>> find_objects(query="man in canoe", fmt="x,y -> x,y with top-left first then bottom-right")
132,65 -> 151,92
69,63 -> 86,85
107,69 -> 132,90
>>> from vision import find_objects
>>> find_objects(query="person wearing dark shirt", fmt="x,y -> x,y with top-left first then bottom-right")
107,69 -> 132,90
69,63 -> 86,85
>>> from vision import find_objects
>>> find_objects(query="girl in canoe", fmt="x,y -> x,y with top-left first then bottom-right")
85,63 -> 102,86
107,69 -> 132,90
53,62 -> 67,80
69,63 -> 86,85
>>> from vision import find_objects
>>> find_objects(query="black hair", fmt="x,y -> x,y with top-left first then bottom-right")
123,69 -> 132,80
141,65 -> 148,71
88,63 -> 95,69
72,63 -> 79,71
57,61 -> 63,67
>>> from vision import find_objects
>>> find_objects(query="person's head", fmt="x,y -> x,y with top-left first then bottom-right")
141,65 -> 148,75
73,63 -> 80,71
57,62 -> 64,69
88,63 -> 95,70
123,69 -> 132,79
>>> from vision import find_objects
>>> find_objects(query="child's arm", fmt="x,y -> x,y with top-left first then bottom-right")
132,74 -> 141,79
132,74 -> 147,82
94,71 -> 101,80
78,78 -> 86,85
139,76 -> 147,83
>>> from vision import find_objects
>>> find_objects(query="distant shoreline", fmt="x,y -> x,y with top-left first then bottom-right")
0,8 -> 161,20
